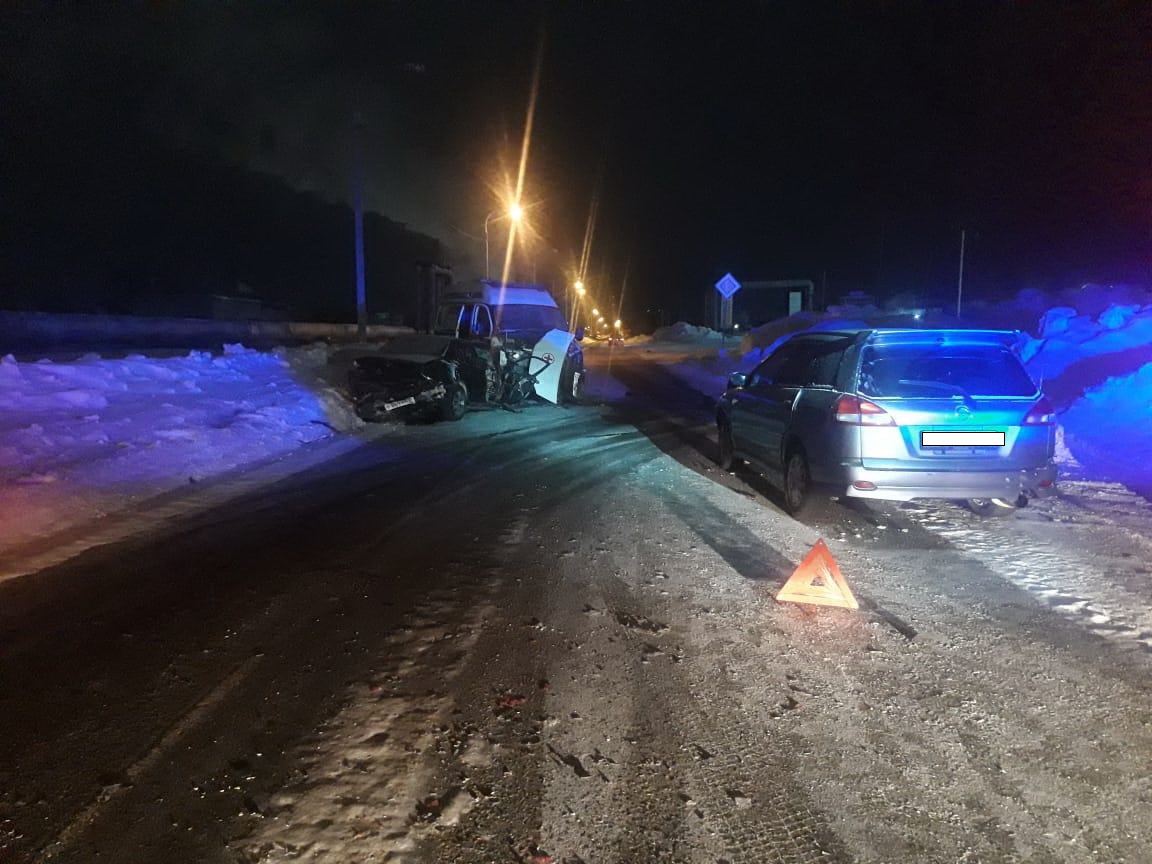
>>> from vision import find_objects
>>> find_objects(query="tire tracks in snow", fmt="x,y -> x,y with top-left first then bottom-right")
903,497 -> 1152,654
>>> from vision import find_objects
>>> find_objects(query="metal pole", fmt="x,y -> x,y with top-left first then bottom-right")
956,229 -> 966,318
484,213 -> 492,280
353,115 -> 367,340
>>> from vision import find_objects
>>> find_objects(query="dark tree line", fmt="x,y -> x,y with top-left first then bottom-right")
2,135 -> 445,323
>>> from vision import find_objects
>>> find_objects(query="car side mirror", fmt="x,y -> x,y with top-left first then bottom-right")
728,372 -> 747,389
574,326 -> 585,341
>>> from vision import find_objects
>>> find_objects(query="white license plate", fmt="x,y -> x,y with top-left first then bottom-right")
383,397 -> 416,412
921,430 -> 1005,447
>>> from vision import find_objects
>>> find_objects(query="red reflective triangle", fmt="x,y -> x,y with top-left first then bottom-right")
776,539 -> 859,610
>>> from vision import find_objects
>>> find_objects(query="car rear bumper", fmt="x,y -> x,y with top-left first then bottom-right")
839,460 -> 1057,502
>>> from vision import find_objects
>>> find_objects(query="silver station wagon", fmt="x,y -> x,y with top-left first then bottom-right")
716,329 -> 1057,516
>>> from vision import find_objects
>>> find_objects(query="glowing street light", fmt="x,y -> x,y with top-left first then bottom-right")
484,203 -> 524,279
614,319 -> 622,329
591,308 -> 599,316
574,280 -> 586,296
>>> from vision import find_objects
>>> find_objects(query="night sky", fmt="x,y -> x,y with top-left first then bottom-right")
4,2 -> 1152,321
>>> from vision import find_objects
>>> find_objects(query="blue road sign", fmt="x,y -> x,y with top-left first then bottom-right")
715,272 -> 741,299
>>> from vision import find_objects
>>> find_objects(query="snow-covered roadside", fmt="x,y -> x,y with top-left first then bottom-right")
0,340 -> 639,574
0,344 -> 366,564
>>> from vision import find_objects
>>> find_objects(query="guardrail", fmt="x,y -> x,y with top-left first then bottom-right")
1,311 -> 414,355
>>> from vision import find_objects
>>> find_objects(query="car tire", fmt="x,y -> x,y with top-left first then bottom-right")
439,382 -> 468,421
717,419 -> 741,471
966,497 -> 1019,517
560,357 -> 584,404
783,448 -> 812,516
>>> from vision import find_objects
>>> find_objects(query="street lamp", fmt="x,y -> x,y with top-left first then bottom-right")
571,281 -> 587,332
614,319 -> 622,329
484,204 -> 523,279
591,308 -> 599,316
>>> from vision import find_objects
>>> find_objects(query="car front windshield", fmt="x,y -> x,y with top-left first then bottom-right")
495,304 -> 567,332
858,344 -> 1039,398
434,304 -> 464,334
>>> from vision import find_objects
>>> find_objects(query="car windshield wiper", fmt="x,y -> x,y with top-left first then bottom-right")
897,379 -> 973,400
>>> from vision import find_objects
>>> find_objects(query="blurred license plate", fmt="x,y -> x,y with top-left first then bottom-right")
921,431 -> 1004,447
384,397 -> 416,412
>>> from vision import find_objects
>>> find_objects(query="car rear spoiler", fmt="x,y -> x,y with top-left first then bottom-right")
863,329 -> 1022,347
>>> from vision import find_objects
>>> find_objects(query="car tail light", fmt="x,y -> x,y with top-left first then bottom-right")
1023,396 -> 1055,425
834,394 -> 895,426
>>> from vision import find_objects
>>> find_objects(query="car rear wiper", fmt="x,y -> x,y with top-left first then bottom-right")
897,379 -> 973,400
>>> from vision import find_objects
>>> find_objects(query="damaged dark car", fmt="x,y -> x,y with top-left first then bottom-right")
349,282 -> 585,423
348,334 -> 472,422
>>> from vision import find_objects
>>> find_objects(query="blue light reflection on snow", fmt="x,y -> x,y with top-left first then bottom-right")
0,344 -> 378,551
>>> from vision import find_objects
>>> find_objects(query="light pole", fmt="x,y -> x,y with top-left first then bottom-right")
352,113 -> 367,339
485,203 -> 524,280
572,280 -> 586,332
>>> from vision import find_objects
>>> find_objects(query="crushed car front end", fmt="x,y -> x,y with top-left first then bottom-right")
348,345 -> 460,423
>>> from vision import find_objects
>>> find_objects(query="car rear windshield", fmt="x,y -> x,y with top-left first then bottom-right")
495,304 -> 567,332
858,344 -> 1038,398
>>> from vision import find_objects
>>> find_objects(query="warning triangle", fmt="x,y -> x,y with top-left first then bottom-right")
776,539 -> 859,610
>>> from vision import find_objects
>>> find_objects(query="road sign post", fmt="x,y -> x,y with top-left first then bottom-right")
714,272 -> 741,331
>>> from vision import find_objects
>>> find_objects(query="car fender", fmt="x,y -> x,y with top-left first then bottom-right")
529,329 -> 575,403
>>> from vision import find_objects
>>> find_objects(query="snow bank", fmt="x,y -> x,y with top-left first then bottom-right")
1023,302 -> 1152,381
651,321 -> 722,342
0,344 -> 362,557
1060,363 -> 1152,487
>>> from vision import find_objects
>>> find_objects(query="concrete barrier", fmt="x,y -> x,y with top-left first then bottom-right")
0,311 -> 415,355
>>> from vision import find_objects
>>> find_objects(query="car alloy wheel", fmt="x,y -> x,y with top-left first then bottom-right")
784,450 -> 810,515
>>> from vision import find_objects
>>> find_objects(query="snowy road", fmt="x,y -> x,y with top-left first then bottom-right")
2,351 -> 1152,863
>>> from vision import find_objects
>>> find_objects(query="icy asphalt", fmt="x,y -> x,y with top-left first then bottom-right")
2,349 -> 1151,863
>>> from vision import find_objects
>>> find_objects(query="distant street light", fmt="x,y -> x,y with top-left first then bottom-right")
591,307 -> 599,316
614,319 -> 621,329
484,204 -> 523,279
574,280 -> 586,296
